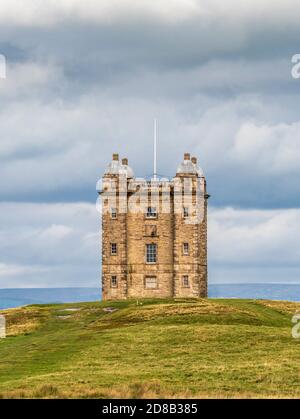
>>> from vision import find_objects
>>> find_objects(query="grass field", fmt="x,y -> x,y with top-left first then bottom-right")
0,298 -> 300,399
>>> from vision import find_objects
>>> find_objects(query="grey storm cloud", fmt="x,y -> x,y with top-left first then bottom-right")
0,0 -> 300,286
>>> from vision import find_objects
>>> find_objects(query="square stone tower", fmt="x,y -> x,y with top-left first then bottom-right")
98,153 -> 209,300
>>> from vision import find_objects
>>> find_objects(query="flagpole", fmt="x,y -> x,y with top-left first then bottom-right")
154,119 -> 157,181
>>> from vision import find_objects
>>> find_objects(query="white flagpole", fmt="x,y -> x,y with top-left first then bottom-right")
154,119 -> 157,181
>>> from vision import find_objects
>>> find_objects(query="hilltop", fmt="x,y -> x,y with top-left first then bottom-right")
0,298 -> 300,399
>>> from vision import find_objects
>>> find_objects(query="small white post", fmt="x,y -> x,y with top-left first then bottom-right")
0,315 -> 6,338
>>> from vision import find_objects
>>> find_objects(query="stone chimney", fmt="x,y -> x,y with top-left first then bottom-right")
184,153 -> 190,160
112,153 -> 119,161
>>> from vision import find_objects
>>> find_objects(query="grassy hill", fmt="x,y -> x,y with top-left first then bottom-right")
0,298 -> 300,399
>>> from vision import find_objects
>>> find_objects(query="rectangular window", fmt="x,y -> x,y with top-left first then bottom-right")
111,208 -> 117,218
146,243 -> 157,263
183,243 -> 189,255
182,275 -> 189,288
111,243 -> 117,255
183,207 -> 189,218
111,275 -> 117,287
146,207 -> 157,218
145,276 -> 157,289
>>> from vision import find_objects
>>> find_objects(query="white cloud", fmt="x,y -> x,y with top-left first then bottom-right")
0,262 -> 48,277
0,202 -> 99,287
38,224 -> 73,240
232,121 -> 300,174
0,61 -> 62,100
0,202 -> 99,262
209,207 -> 300,265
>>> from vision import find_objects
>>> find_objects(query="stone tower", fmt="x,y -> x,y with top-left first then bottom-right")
98,153 -> 209,300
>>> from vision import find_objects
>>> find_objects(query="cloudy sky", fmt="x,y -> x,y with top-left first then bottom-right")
0,0 -> 300,288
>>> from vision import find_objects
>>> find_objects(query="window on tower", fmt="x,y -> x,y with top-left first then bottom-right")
183,207 -> 189,218
110,243 -> 117,255
111,208 -> 117,219
183,242 -> 189,255
146,243 -> 157,263
182,275 -> 189,288
146,207 -> 157,218
111,275 -> 118,287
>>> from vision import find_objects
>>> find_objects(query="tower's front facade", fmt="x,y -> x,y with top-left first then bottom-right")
99,153 -> 209,300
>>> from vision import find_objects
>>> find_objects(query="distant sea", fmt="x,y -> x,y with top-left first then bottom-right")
0,288 -> 100,310
0,284 -> 300,310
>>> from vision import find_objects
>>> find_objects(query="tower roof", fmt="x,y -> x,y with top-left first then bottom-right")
104,154 -> 134,178
121,160 -> 134,178
176,153 -> 203,176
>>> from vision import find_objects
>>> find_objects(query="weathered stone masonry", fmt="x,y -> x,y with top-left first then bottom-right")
99,153 -> 209,300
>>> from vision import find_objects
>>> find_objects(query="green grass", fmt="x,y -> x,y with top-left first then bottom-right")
0,298 -> 300,398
